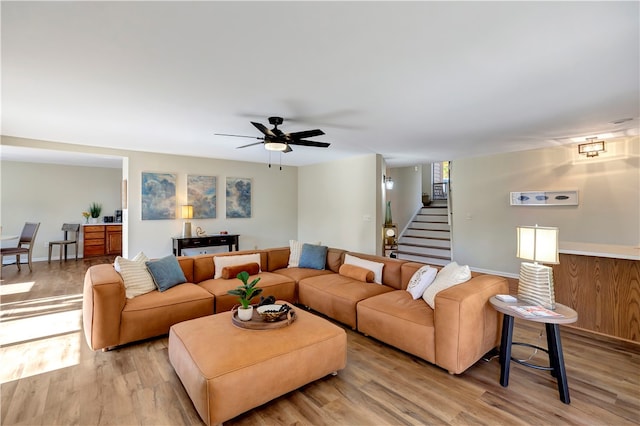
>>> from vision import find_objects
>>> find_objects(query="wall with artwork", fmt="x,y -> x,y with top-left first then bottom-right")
451,136 -> 639,275
125,151 -> 297,258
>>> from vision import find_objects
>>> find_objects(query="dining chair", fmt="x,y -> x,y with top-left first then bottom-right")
0,222 -> 41,271
48,223 -> 81,263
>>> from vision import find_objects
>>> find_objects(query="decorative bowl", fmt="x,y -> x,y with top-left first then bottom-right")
257,304 -> 289,322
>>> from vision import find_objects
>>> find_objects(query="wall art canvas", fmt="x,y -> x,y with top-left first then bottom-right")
510,190 -> 578,206
188,175 -> 216,219
226,177 -> 252,218
141,172 -> 176,220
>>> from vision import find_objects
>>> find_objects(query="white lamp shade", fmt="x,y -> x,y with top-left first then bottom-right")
516,225 -> 559,264
181,205 -> 194,219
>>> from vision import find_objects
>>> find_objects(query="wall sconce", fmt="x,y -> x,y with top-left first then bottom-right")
516,224 -> 559,310
384,176 -> 394,190
181,205 -> 194,238
578,138 -> 606,157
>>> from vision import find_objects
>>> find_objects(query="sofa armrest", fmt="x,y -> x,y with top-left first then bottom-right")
434,274 -> 508,374
82,264 -> 126,350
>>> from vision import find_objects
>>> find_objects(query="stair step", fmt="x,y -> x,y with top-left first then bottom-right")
396,251 -> 451,266
415,215 -> 448,223
397,244 -> 451,257
409,222 -> 450,231
404,229 -> 451,238
398,239 -> 450,248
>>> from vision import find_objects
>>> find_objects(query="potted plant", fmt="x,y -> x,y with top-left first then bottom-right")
227,271 -> 262,321
89,202 -> 102,223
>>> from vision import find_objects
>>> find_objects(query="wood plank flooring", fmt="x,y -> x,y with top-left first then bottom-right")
1,257 -> 639,425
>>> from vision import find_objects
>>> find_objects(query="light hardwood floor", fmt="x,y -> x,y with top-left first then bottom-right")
1,257 -> 638,425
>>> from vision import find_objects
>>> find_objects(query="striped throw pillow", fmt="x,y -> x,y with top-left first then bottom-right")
114,252 -> 156,298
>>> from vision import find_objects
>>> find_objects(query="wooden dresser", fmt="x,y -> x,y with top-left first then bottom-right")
83,224 -> 122,257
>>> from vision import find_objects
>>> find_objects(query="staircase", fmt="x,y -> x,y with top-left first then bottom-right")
396,205 -> 451,266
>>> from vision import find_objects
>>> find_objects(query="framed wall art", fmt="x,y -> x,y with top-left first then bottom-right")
226,177 -> 252,218
188,175 -> 217,219
510,190 -> 578,206
141,172 -> 176,220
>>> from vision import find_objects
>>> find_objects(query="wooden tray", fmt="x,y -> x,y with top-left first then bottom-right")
231,306 -> 297,330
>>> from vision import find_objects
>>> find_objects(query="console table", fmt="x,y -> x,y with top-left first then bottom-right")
172,234 -> 239,256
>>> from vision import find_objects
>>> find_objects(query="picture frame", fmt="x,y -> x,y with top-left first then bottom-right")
141,172 -> 176,219
188,175 -> 217,219
510,190 -> 578,206
226,177 -> 252,218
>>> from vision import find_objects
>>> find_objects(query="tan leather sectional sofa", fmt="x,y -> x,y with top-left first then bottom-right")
83,247 -> 508,374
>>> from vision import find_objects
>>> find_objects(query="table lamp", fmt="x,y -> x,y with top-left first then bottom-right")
516,224 -> 559,310
182,205 -> 194,238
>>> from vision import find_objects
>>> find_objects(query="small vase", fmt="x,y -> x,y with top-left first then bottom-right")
89,217 -> 99,224
237,306 -> 253,321
384,201 -> 392,226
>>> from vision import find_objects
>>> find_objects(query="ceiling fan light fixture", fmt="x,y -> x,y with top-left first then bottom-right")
264,141 -> 288,152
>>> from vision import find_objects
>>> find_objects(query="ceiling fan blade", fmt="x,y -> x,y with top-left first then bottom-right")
251,122 -> 276,137
287,140 -> 331,148
236,141 -> 264,149
288,129 -> 325,139
283,144 -> 293,153
215,133 -> 263,140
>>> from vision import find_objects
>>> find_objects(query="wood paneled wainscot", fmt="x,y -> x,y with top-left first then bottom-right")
552,243 -> 640,345
83,224 -> 122,257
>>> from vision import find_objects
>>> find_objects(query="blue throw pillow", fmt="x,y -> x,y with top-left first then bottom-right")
145,255 -> 187,292
298,244 -> 328,270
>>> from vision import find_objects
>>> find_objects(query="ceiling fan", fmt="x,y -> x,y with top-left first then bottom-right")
215,116 -> 330,153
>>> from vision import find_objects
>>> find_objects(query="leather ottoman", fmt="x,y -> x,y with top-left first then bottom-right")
168,304 -> 347,425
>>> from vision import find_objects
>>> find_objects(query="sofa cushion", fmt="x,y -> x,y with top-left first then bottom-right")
199,272 -> 295,313
146,255 -> 188,292
339,264 -> 374,283
273,267 -> 333,284
221,262 -> 260,279
357,290 -> 435,363
344,254 -> 384,284
120,283 -> 214,345
422,262 -> 471,309
114,252 -> 156,299
298,244 -> 328,270
213,253 -> 261,279
406,265 -> 437,299
298,273 -> 393,328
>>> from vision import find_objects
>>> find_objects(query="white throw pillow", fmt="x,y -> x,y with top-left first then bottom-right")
114,252 -> 156,299
406,265 -> 438,300
422,262 -> 471,309
214,253 -> 261,279
343,254 -> 384,284
288,240 -> 303,268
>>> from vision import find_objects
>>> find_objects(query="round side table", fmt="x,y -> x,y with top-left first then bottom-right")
489,296 -> 578,404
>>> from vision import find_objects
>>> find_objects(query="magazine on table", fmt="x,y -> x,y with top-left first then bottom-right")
510,305 -> 564,318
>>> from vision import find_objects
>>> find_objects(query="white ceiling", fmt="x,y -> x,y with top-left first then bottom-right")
2,1 -> 638,168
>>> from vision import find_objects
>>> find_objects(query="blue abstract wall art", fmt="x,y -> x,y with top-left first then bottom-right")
226,177 -> 252,218
141,172 -> 176,220
188,175 -> 216,219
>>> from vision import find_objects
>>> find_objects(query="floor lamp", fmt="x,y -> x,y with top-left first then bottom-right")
516,225 -> 559,310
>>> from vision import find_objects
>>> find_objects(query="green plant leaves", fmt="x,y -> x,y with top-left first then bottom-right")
227,271 -> 262,309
